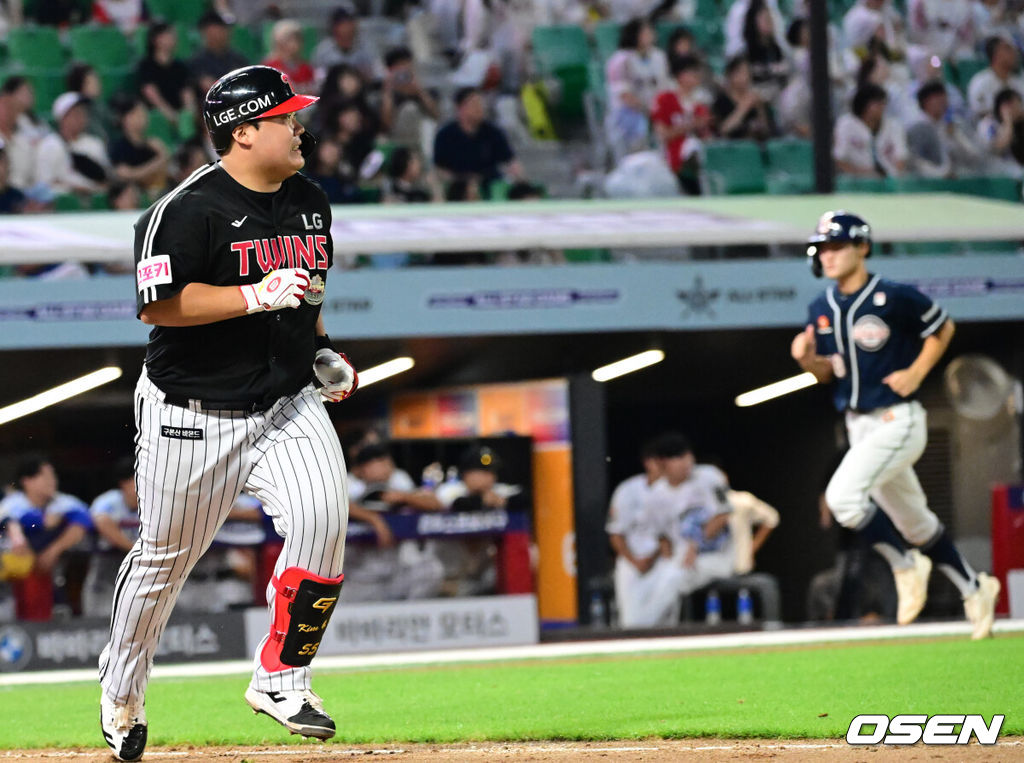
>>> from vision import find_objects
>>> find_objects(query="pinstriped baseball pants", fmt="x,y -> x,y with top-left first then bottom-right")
99,368 -> 349,705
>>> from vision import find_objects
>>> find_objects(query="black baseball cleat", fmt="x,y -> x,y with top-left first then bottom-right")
100,694 -> 148,761
245,687 -> 336,739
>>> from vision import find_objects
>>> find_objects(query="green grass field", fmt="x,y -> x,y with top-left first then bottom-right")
1,635 -> 1021,749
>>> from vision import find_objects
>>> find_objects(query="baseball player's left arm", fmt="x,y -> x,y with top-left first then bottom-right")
884,317 -> 956,397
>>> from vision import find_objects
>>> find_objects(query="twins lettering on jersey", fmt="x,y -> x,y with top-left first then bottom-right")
233,235 -> 329,276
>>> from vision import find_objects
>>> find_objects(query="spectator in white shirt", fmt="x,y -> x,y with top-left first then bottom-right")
34,92 -> 110,195
907,0 -> 975,63
834,82 -> 909,177
906,80 -> 986,177
842,0 -> 906,63
0,76 -> 46,192
967,36 -> 1024,119
975,87 -> 1024,177
725,0 -> 786,59
605,18 -> 670,158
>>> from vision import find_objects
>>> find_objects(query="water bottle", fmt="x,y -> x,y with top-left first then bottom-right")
589,592 -> 607,629
421,462 -> 443,489
705,589 -> 721,625
737,587 -> 754,625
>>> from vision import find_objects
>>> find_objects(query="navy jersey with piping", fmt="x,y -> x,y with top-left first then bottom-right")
807,275 -> 948,412
133,162 -> 332,406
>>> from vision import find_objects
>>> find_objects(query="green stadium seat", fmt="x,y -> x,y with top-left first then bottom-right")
886,176 -> 962,193
8,25 -> 66,69
146,107 -> 178,147
593,21 -> 620,63
89,192 -> 111,210
532,26 -> 590,120
69,25 -> 133,69
175,24 -> 201,59
532,25 -> 590,73
764,138 -> 814,194
231,25 -> 264,62
835,175 -> 889,193
968,175 -> 1020,202
951,58 -> 988,93
97,65 -> 135,102
702,140 -> 766,194
53,193 -> 83,212
147,0 -> 207,25
22,67 -> 66,120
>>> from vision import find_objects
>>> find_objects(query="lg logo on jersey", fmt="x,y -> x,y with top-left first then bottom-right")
846,714 -> 1004,745
301,213 -> 324,230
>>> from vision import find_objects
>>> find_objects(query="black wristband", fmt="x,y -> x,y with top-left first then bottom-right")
315,334 -> 335,352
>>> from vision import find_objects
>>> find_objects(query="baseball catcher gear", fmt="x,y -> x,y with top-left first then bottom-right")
260,567 -> 344,671
203,65 -> 319,153
240,268 -> 311,313
806,210 -> 872,277
313,349 -> 358,402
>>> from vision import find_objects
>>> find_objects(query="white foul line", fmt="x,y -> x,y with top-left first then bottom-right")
1,619 -> 1022,688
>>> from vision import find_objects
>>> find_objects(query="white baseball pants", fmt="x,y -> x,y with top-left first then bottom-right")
99,369 -> 349,705
825,401 -> 941,545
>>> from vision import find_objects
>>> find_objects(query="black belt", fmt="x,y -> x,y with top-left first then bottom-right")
164,394 -> 274,413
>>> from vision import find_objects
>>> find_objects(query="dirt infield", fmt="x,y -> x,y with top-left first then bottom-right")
2,739 -> 1022,762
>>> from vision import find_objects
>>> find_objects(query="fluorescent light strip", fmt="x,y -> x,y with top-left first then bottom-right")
592,350 -> 665,382
735,372 -> 817,407
0,366 -> 124,426
358,357 -> 415,388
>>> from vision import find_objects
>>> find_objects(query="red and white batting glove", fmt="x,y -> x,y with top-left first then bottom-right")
240,268 -> 310,314
313,349 -> 358,402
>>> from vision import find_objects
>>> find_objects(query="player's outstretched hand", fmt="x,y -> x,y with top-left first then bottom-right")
240,268 -> 311,314
791,325 -> 817,364
883,368 -> 923,398
314,349 -> 358,402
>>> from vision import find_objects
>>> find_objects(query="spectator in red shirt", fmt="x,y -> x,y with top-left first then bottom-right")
651,55 -> 711,194
264,19 -> 315,93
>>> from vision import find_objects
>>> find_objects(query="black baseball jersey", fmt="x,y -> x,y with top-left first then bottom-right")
807,274 -> 948,413
134,162 -> 333,406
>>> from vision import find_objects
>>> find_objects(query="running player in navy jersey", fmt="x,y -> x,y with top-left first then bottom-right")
791,210 -> 1000,639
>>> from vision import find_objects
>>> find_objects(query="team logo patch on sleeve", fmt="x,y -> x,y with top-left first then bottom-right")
304,274 -> 325,305
817,315 -> 833,334
137,255 -> 173,292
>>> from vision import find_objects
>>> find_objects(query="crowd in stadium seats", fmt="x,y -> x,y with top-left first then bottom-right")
1,0 -> 1024,272
0,436 -> 528,623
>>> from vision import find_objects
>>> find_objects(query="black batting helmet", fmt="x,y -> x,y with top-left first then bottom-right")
203,65 -> 318,153
806,210 -> 872,277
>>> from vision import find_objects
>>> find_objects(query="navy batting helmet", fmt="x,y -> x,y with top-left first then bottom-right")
806,210 -> 872,277
203,65 -> 318,153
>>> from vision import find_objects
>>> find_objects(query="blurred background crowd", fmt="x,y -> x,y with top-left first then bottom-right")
2,0 -> 1024,269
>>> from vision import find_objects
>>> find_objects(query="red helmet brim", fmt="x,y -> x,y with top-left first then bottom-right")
256,93 -> 319,118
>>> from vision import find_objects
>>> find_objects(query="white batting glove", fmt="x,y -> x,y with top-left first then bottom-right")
239,268 -> 311,314
313,349 -> 358,402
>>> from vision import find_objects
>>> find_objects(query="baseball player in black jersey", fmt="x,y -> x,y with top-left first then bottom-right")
792,211 -> 1000,640
98,66 -> 358,761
